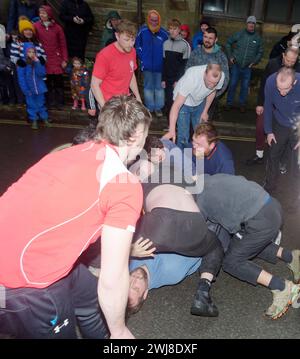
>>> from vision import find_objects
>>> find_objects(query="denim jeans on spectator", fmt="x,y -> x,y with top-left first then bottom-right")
226,64 -> 252,106
176,102 -> 206,150
143,71 -> 164,112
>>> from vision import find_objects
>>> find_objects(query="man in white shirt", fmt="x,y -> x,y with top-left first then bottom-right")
163,63 -> 224,149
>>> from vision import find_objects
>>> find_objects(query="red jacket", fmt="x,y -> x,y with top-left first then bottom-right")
34,20 -> 68,74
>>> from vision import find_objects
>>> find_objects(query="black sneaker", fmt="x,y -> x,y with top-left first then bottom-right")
246,155 -> 263,166
190,288 -> 219,317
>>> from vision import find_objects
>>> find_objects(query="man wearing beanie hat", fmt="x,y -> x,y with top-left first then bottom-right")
100,10 -> 122,49
136,10 -> 168,117
225,15 -> 263,113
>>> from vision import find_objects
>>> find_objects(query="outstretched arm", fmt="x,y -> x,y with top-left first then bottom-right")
98,225 -> 135,339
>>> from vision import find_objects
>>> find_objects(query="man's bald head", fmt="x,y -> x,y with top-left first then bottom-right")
276,67 -> 297,96
204,63 -> 222,89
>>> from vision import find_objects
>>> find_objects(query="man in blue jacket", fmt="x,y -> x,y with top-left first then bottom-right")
136,9 -> 168,118
263,67 -> 300,197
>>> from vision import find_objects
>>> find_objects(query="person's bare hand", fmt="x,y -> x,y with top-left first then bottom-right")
88,109 -> 96,116
256,106 -> 264,115
267,133 -> 277,146
131,237 -> 156,258
162,130 -> 176,143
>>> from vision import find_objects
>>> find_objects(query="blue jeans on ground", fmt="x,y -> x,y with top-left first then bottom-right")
143,71 -> 164,112
226,64 -> 252,106
176,102 -> 206,150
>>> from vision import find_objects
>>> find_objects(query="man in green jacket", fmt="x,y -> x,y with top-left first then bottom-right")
100,10 -> 121,49
225,16 -> 263,113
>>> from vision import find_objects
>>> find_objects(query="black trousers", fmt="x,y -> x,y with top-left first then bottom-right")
222,198 -> 282,285
46,74 -> 65,106
0,264 -> 108,339
134,207 -> 224,277
265,121 -> 299,192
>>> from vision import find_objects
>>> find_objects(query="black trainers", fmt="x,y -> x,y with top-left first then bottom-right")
246,155 -> 264,166
190,288 -> 219,317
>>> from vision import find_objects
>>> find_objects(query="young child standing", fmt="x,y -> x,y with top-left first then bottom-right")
69,57 -> 89,110
17,43 -> 49,129
162,19 -> 191,118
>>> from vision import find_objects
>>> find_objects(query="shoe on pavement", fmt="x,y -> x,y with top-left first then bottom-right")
287,249 -> 300,283
265,280 -> 300,319
240,106 -> 246,113
44,120 -> 52,128
31,121 -> 38,130
279,163 -> 287,175
246,155 -> 264,165
190,287 -> 219,317
154,110 -> 163,118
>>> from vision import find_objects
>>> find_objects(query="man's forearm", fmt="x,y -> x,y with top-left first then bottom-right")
91,76 -> 105,108
98,269 -> 130,337
130,74 -> 142,102
203,91 -> 216,114
169,105 -> 180,132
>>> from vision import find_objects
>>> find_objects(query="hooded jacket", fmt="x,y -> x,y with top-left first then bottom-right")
34,6 -> 68,74
99,10 -> 121,49
136,10 -> 168,72
17,42 -> 47,96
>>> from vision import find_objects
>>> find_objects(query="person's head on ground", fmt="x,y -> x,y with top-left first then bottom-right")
147,10 -> 161,33
204,63 -> 222,89
72,56 -> 83,70
126,266 -> 149,317
180,24 -> 190,41
246,15 -> 256,33
144,135 -> 166,164
106,10 -> 121,30
203,27 -> 218,51
95,95 -> 152,162
167,19 -> 181,40
276,67 -> 297,97
115,19 -> 137,53
199,19 -> 210,33
282,47 -> 299,68
192,123 -> 219,157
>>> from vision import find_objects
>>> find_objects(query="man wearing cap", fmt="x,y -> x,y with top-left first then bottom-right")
100,10 -> 122,49
270,24 -> 300,59
225,16 -> 263,113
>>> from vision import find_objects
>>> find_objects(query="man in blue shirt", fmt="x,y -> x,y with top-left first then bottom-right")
263,67 -> 300,195
191,123 -> 235,175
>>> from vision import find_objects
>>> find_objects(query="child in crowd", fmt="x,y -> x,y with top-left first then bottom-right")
180,24 -> 191,45
69,57 -> 89,111
162,19 -> 191,117
17,43 -> 49,129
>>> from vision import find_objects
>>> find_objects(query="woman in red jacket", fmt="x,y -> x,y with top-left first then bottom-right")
34,5 -> 68,109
